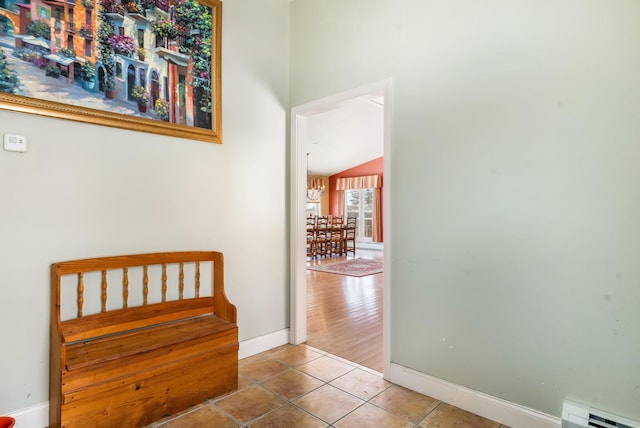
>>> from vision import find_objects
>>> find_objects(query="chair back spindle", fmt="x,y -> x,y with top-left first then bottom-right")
101,270 -> 107,313
143,265 -> 149,305
179,263 -> 185,300
162,264 -> 168,302
77,273 -> 84,318
123,267 -> 129,309
195,262 -> 201,297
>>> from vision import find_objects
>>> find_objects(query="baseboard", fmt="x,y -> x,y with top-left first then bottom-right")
388,363 -> 561,428
9,329 -> 291,428
11,335 -> 558,428
357,242 -> 384,250
239,328 -> 290,360
7,402 -> 48,428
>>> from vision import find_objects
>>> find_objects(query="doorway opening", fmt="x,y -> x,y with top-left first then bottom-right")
290,79 -> 392,375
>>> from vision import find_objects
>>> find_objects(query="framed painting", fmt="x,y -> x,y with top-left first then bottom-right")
0,0 -> 222,143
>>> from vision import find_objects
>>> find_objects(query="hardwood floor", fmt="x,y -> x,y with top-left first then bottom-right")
306,249 -> 383,372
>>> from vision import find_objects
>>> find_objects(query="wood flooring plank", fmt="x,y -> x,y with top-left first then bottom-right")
306,250 -> 383,372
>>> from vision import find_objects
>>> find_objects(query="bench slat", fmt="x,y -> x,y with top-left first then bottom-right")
52,251 -> 219,275
62,329 -> 238,393
61,297 -> 215,343
65,314 -> 235,370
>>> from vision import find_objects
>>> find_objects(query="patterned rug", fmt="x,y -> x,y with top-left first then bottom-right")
307,258 -> 383,277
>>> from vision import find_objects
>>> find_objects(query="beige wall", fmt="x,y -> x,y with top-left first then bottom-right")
319,176 -> 330,216
306,176 -> 329,215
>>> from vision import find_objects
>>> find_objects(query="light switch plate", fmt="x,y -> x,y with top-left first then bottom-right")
3,133 -> 27,153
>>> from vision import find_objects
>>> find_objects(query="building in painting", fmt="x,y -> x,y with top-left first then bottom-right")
0,0 -> 21,36
100,0 -> 212,127
12,0 -> 89,82
6,0 -> 213,127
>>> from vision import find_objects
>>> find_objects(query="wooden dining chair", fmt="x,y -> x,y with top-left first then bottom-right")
344,215 -> 357,256
306,216 -> 317,258
315,216 -> 330,257
329,215 -> 344,256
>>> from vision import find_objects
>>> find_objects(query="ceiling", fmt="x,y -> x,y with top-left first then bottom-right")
304,92 -> 384,176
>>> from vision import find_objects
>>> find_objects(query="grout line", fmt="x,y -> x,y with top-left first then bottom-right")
170,344 -> 501,427
415,401 -> 443,427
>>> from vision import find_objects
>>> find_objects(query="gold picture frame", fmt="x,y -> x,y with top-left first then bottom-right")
0,0 -> 222,143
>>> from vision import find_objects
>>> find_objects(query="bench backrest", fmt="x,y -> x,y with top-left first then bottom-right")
51,251 -> 237,344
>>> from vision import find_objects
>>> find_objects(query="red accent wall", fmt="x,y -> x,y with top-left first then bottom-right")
329,157 -> 384,241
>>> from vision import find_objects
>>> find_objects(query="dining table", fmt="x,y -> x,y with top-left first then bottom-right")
306,221 -> 348,258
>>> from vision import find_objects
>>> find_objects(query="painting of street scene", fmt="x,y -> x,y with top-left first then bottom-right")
0,0 -> 219,133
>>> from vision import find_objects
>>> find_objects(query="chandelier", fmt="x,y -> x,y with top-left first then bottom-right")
306,153 -> 326,201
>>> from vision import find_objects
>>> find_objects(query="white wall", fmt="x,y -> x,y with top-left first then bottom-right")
305,99 -> 384,176
0,0 -> 289,415
291,0 -> 640,421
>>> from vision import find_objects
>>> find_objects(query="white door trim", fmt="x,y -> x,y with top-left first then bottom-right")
289,79 -> 393,376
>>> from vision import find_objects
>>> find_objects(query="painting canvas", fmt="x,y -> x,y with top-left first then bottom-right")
0,0 -> 221,143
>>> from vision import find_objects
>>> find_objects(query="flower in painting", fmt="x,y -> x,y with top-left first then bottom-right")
107,34 -> 136,56
155,98 -> 169,121
154,0 -> 169,12
152,19 -> 178,39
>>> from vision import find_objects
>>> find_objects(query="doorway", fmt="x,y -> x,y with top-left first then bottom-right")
290,79 -> 392,375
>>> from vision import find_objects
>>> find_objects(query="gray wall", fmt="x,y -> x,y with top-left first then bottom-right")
0,0 -> 290,414
291,0 -> 640,419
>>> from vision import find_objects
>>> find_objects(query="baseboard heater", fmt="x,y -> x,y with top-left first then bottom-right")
562,400 -> 640,428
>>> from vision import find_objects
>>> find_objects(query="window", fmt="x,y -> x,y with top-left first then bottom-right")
137,28 -> 144,48
345,188 -> 374,242
306,202 -> 320,218
84,39 -> 91,56
85,10 -> 91,25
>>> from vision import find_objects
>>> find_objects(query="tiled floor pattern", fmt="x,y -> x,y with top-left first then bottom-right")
149,344 -> 509,428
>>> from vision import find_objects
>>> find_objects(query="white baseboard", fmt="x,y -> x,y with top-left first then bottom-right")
9,329 -> 291,428
357,242 -> 384,250
238,328 -> 290,359
7,402 -> 48,428
388,363 -> 561,428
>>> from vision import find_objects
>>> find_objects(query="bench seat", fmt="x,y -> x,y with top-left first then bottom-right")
65,314 -> 236,370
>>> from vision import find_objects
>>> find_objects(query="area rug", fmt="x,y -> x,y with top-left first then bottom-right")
307,258 -> 383,277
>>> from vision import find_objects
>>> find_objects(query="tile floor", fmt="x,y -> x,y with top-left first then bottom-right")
148,344 -> 509,428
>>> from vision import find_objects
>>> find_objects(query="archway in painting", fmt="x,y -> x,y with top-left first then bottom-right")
138,67 -> 145,88
97,66 -> 105,92
150,70 -> 160,111
127,64 -> 135,101
73,62 -> 82,84
0,9 -> 19,34
177,74 -> 186,125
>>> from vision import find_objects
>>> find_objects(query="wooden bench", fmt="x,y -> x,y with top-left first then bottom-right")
49,251 -> 238,428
